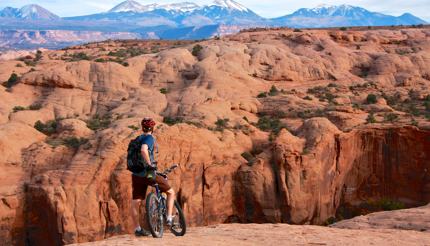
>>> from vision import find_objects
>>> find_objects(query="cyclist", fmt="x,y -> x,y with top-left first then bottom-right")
130,118 -> 176,237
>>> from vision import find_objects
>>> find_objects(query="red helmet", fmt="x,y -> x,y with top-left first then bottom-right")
141,117 -> 156,130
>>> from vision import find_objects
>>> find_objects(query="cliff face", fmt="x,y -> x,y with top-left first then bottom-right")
1,27 -> 430,245
240,123 -> 430,225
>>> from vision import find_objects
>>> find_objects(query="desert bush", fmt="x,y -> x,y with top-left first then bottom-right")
160,88 -> 168,94
71,52 -> 90,61
256,116 -> 284,134
13,106 -> 26,112
63,137 -> 89,149
293,28 -> 302,32
29,103 -> 42,110
16,63 -> 23,67
408,104 -> 420,116
268,85 -> 280,96
192,44 -> 203,57
366,113 -> 377,124
86,114 -> 111,131
6,73 -> 19,88
425,101 -> 430,112
34,120 -> 57,135
94,58 -> 105,63
362,198 -> 405,212
366,94 -> 378,104
384,113 -> 399,122
241,152 -> 256,165
128,125 -> 140,131
35,50 -> 42,61
303,96 -> 312,101
339,27 -> 348,31
257,92 -> 267,98
163,117 -> 183,126
215,118 -> 229,131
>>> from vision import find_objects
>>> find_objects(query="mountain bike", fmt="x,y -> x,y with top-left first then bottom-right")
145,164 -> 186,238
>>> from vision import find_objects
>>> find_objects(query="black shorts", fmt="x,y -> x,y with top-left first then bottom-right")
132,174 -> 172,200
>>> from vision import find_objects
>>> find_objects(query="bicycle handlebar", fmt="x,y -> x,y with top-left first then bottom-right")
156,164 -> 179,177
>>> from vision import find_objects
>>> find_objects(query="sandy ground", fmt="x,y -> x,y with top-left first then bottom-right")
70,224 -> 430,246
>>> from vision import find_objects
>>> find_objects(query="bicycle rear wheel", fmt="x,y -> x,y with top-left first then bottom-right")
146,193 -> 164,238
169,200 -> 186,236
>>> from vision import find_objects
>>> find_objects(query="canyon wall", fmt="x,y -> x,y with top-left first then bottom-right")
1,27 -> 430,245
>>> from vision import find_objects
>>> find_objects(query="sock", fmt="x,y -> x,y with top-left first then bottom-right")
135,225 -> 142,232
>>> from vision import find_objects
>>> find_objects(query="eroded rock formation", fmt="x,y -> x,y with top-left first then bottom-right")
1,27 -> 430,245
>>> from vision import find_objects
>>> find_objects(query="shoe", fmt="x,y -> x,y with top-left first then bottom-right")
135,228 -> 151,237
166,218 -> 173,227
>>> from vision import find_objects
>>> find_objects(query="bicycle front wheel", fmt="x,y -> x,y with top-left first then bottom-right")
146,193 -> 164,238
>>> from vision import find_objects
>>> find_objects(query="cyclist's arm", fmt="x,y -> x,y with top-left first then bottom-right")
141,144 -> 153,166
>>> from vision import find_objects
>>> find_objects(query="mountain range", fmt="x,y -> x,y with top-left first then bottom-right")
0,0 -> 427,49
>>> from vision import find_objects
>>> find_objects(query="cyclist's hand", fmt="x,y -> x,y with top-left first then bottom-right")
148,164 -> 157,171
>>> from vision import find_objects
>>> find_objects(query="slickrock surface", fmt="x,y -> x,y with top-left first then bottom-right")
70,223 -> 430,246
1,27 -> 430,245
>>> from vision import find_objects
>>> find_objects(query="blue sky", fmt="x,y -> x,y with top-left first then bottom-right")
0,0 -> 429,21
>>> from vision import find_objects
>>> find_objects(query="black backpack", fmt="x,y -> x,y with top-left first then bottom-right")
127,137 -> 146,173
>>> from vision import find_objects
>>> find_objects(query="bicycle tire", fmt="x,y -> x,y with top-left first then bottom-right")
146,192 -> 164,238
169,200 -> 187,236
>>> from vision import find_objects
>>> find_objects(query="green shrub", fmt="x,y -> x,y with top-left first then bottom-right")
303,96 -> 312,100
71,52 -> 90,61
122,61 -> 129,67
192,44 -> 203,57
24,60 -> 37,66
257,92 -> 267,98
16,63 -> 23,67
408,104 -> 420,116
366,113 -> 377,124
366,94 -> 378,104
160,88 -> 168,94
384,113 -> 399,122
94,58 -> 105,62
241,152 -> 255,165
215,118 -> 229,131
163,117 -> 183,126
268,85 -> 280,96
128,125 -> 140,131
63,137 -> 89,149
86,114 -> 111,131
35,50 -> 42,61
6,73 -> 19,88
29,103 -> 42,110
327,83 -> 338,88
339,27 -> 348,31
293,28 -> 302,32
256,116 -> 284,134
34,120 -> 57,135
13,106 -> 26,112
425,101 -> 430,112
323,217 -> 338,226
325,92 -> 336,103
367,198 -> 406,211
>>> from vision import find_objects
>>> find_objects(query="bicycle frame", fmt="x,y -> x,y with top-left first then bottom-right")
152,183 -> 167,217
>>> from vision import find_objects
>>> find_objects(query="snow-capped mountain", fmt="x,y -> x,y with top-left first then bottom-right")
0,4 -> 60,20
108,0 -> 150,13
210,0 -> 249,12
273,4 -> 426,27
108,0 -> 200,13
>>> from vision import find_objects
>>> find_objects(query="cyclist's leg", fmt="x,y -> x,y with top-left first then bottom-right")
166,188 -> 175,218
131,174 -> 149,231
154,176 -> 174,217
